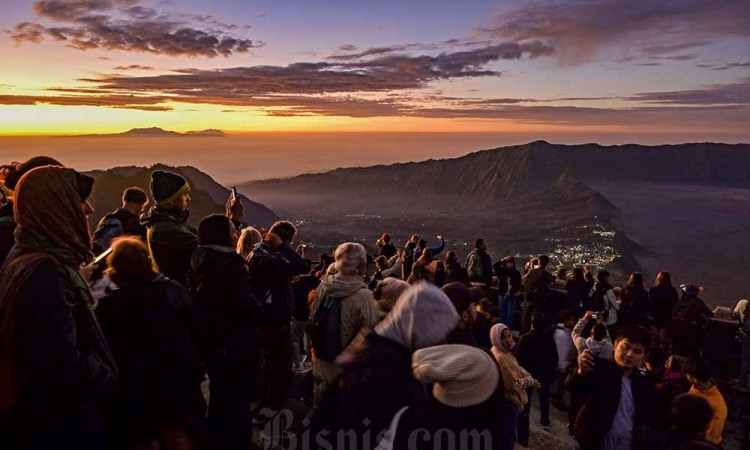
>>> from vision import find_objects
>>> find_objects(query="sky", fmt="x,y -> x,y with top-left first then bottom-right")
0,0 -> 749,140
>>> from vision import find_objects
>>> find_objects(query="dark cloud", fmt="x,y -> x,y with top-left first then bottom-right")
0,93 -> 170,110
79,42 -> 553,96
478,0 -> 749,63
712,62 -> 750,71
628,77 -> 750,105
6,0 -> 260,57
113,64 -> 154,70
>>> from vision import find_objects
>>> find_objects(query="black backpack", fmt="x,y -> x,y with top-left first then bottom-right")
672,298 -> 700,325
310,292 -> 343,361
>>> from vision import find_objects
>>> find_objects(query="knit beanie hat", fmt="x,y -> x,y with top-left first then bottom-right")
374,277 -> 410,312
442,282 -> 474,315
412,344 -> 499,408
150,170 -> 189,206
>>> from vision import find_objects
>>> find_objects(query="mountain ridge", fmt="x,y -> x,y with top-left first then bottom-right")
63,127 -> 228,138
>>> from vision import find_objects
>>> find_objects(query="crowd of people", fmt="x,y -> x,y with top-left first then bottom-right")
0,157 -> 747,450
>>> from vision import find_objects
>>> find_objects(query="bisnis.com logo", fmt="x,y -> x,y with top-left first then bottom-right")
259,408 -> 493,450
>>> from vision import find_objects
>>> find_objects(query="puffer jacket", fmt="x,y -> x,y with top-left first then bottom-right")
140,207 -> 197,288
311,273 -> 379,383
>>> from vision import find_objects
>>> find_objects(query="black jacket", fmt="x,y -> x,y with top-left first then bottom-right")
620,286 -> 650,326
10,259 -> 118,449
391,390 -> 505,450
191,246 -> 263,360
96,276 -> 204,446
0,202 -> 16,269
467,249 -> 493,285
493,263 -> 522,297
140,207 -> 197,288
515,328 -> 559,383
648,286 -> 678,326
567,362 -> 655,450
379,242 -> 397,259
248,242 -> 311,327
312,333 -> 428,450
444,261 -> 469,285
93,208 -> 147,248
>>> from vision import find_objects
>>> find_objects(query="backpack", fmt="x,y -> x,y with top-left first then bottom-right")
310,292 -> 343,361
588,286 -> 610,321
93,216 -> 124,249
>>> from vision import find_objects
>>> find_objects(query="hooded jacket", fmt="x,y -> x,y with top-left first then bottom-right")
311,273 -> 379,383
140,206 -> 197,288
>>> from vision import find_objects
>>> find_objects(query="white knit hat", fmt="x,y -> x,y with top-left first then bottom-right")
412,344 -> 500,408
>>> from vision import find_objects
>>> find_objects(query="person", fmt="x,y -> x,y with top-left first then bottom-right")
379,344 -> 503,450
0,156 -> 63,269
465,238 -> 492,285
376,233 -> 397,259
191,214 -> 262,450
413,235 -> 445,260
683,357 -> 727,446
140,170 -> 198,287
648,271 -> 679,351
644,348 -> 683,432
494,256 -> 522,329
567,325 -> 656,450
552,310 -> 579,407
490,323 -> 539,450
247,220 -> 311,418
443,250 -> 469,284
553,267 -> 568,290
93,186 -> 149,249
521,254 -> 555,333
671,284 -> 713,358
310,243 -> 379,394
442,282 -> 478,346
737,298 -> 750,390
566,267 -> 589,317
373,277 -> 409,318
572,311 -> 614,360
311,282 -> 459,450
473,298 -> 496,349
669,393 -> 723,450
97,237 -> 203,450
620,272 -> 650,327
516,312 -> 558,440
0,166 -> 118,449
401,241 -> 417,281
589,270 -> 619,338
236,226 -> 263,260
407,249 -> 433,284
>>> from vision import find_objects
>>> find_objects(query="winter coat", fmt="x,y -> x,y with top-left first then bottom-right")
96,275 -> 204,446
9,259 -> 118,449
93,208 -> 147,249
0,202 -> 15,269
414,238 -> 445,260
522,267 -> 555,306
388,391 -> 505,450
620,286 -> 650,326
466,249 -> 492,285
566,278 -> 589,314
140,207 -> 197,288
493,263 -> 522,297
444,261 -> 469,284
567,359 -> 656,450
312,333 -> 428,450
515,328 -> 559,383
191,245 -> 262,361
649,285 -> 679,327
671,295 -> 713,357
379,242 -> 397,259
311,274 -> 379,383
553,324 -> 576,371
248,242 -> 311,328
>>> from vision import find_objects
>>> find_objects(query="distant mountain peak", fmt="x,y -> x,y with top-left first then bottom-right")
65,127 -> 228,138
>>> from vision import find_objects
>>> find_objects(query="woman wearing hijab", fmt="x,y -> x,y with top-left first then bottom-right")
0,166 -> 118,450
490,323 -> 539,450
311,282 -> 460,450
